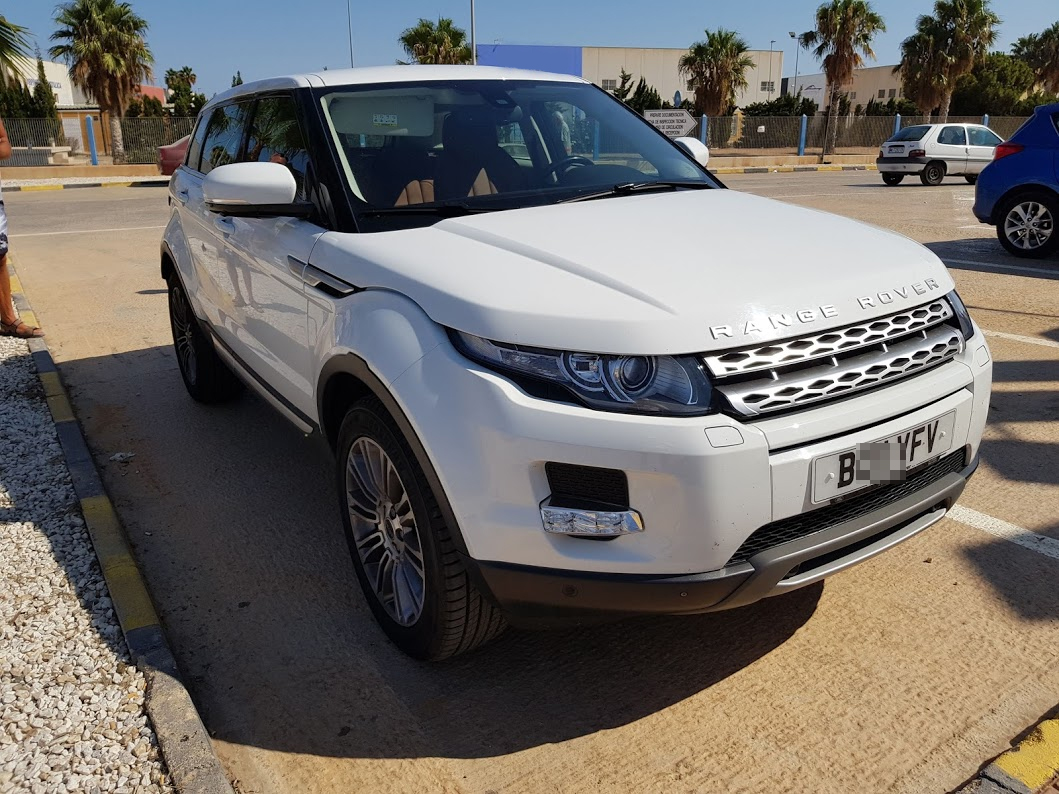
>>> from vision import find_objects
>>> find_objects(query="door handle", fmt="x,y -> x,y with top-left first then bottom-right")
175,188 -> 189,205
214,216 -> 235,235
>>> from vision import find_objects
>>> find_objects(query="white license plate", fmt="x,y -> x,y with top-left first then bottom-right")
811,411 -> 957,503
888,145 -> 903,154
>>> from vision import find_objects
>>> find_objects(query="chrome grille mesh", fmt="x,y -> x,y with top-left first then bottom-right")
707,299 -> 964,417
703,299 -> 952,377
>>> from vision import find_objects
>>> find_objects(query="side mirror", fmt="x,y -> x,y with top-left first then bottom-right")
675,137 -> 710,168
203,162 -> 312,218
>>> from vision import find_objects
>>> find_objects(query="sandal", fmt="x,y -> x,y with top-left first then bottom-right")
0,319 -> 45,338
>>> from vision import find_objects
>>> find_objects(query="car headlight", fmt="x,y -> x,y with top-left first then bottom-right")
453,332 -> 716,416
947,290 -> 976,340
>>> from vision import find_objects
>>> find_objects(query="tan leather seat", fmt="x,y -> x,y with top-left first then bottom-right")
395,178 -> 435,206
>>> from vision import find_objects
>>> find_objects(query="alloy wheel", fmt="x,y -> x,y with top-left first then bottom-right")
1004,201 -> 1054,251
345,437 -> 426,626
170,285 -> 197,385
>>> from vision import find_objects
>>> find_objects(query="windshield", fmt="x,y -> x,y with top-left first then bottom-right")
317,79 -> 716,229
889,125 -> 931,142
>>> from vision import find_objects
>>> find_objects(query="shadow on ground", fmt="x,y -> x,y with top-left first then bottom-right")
927,239 -> 1059,278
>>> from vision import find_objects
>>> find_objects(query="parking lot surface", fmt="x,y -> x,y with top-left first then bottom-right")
6,172 -> 1059,793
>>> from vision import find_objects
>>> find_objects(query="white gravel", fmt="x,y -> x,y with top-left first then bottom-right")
3,176 -> 168,188
0,336 -> 171,793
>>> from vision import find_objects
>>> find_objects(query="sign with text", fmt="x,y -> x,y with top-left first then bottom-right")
643,109 -> 697,138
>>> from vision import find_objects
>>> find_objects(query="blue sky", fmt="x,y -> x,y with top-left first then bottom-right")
11,0 -> 1057,97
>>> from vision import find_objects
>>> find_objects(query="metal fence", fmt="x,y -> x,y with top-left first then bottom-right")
119,117 -> 196,164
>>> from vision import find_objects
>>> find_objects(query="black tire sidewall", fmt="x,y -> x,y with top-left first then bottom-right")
166,275 -> 242,403
997,191 -> 1059,259
882,173 -> 904,185
335,400 -> 451,660
920,163 -> 945,185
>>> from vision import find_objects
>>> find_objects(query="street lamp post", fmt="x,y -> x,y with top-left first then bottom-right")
346,0 -> 354,67
789,31 -> 800,98
768,40 -> 775,98
471,0 -> 477,65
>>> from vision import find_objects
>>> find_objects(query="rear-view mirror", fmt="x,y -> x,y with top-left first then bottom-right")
202,162 -> 313,218
675,137 -> 710,168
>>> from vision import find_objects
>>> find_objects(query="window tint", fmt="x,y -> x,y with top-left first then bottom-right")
1053,113 -> 1059,136
200,103 -> 250,175
185,115 -> 209,171
890,125 -> 930,142
245,95 -> 311,199
969,127 -> 1002,147
937,125 -> 967,146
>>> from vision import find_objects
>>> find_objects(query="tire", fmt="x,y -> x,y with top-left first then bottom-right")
167,275 -> 244,403
996,191 -> 1059,259
919,162 -> 945,186
965,175 -> 977,185
882,173 -> 904,186
336,397 -> 506,660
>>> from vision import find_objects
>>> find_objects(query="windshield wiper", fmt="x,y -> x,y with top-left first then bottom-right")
359,202 -> 499,218
559,180 -> 715,204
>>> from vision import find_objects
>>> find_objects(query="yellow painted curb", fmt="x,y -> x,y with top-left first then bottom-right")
713,168 -> 742,174
773,166 -> 796,173
101,182 -> 135,188
9,274 -> 24,294
39,372 -> 76,424
992,719 -> 1059,792
18,308 -> 39,329
80,495 -> 161,632
18,184 -> 65,192
817,165 -> 844,171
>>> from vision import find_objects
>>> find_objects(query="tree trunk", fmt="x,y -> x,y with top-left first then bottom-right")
823,83 -> 840,159
109,113 -> 126,164
938,91 -> 952,123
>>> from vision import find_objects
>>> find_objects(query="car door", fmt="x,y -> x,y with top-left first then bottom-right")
967,126 -> 1003,174
216,93 -> 324,418
931,125 -> 968,175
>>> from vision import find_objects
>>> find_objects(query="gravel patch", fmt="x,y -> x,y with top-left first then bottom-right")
0,336 -> 171,793
3,176 -> 167,188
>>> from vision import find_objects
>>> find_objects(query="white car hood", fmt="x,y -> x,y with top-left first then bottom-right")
311,189 -> 954,354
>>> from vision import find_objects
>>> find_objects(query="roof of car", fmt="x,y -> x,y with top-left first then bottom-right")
203,66 -> 587,111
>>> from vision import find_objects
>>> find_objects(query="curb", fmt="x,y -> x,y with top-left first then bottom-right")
712,163 -> 878,174
958,712 -> 1059,794
8,260 -> 234,794
5,179 -> 170,192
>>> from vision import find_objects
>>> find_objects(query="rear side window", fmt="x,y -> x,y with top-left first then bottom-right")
968,127 -> 1002,147
200,103 -> 251,175
244,95 -> 311,199
890,125 -> 930,142
185,116 -> 209,171
937,126 -> 967,146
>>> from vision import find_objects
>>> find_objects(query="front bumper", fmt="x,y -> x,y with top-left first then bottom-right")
476,455 -> 976,621
876,156 -> 929,173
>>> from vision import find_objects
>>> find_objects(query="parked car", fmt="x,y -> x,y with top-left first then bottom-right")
158,134 -> 190,176
876,123 -> 1004,186
973,102 -> 1059,258
162,67 -> 992,660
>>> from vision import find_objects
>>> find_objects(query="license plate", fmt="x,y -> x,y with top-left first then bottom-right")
888,145 -> 903,154
811,411 -> 957,503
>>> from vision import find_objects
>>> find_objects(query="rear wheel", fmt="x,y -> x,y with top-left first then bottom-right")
336,397 -> 506,660
882,173 -> 904,186
920,162 -> 945,186
965,175 -> 978,185
997,192 -> 1058,258
167,275 -> 244,403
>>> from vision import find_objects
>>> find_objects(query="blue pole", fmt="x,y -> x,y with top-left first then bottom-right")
798,114 -> 807,156
593,120 -> 600,160
893,114 -> 901,137
982,113 -> 990,127
86,115 -> 99,166
699,115 -> 708,145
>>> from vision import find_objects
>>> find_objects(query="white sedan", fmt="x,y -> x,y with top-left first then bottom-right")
876,123 -> 1004,186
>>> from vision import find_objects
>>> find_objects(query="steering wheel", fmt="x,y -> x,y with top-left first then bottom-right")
543,155 -> 595,181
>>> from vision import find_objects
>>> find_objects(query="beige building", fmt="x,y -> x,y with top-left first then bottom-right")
581,47 -> 785,109
789,64 -> 904,108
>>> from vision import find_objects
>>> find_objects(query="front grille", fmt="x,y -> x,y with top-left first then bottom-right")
545,463 -> 629,509
705,299 -> 963,417
727,449 -> 966,565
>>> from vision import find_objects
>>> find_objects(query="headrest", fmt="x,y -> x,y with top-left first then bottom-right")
443,111 -> 499,155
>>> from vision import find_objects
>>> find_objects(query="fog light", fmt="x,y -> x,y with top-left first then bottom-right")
540,503 -> 644,537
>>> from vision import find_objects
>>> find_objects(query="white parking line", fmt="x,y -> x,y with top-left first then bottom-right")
949,505 -> 1059,561
15,225 -> 166,238
943,257 -> 1059,278
982,329 -> 1059,350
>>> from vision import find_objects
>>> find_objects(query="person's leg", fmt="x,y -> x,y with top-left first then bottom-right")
0,252 -> 17,326
0,200 -> 44,337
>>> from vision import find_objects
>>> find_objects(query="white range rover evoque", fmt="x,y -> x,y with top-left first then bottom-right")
162,66 -> 992,659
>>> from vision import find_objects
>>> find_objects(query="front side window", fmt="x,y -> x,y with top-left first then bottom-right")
968,126 -> 1002,147
200,103 -> 251,175
244,95 -> 311,199
317,79 -> 716,230
937,125 -> 967,146
184,114 -> 209,172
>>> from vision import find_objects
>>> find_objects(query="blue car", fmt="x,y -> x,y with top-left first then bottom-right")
973,101 -> 1059,258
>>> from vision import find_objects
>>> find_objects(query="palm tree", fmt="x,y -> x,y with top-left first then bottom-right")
164,65 -> 195,91
896,19 -> 947,116
50,0 -> 153,163
802,0 -> 885,157
1013,22 -> 1059,94
678,29 -> 755,116
398,18 -> 472,65
0,15 -> 32,78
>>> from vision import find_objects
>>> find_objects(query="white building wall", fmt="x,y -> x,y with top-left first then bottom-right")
18,60 -> 78,107
790,64 -> 904,108
582,47 -> 784,110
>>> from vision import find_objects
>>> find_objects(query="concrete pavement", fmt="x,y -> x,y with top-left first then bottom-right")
5,173 -> 1059,793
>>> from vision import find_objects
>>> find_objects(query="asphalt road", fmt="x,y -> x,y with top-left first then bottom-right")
6,171 -> 1059,794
